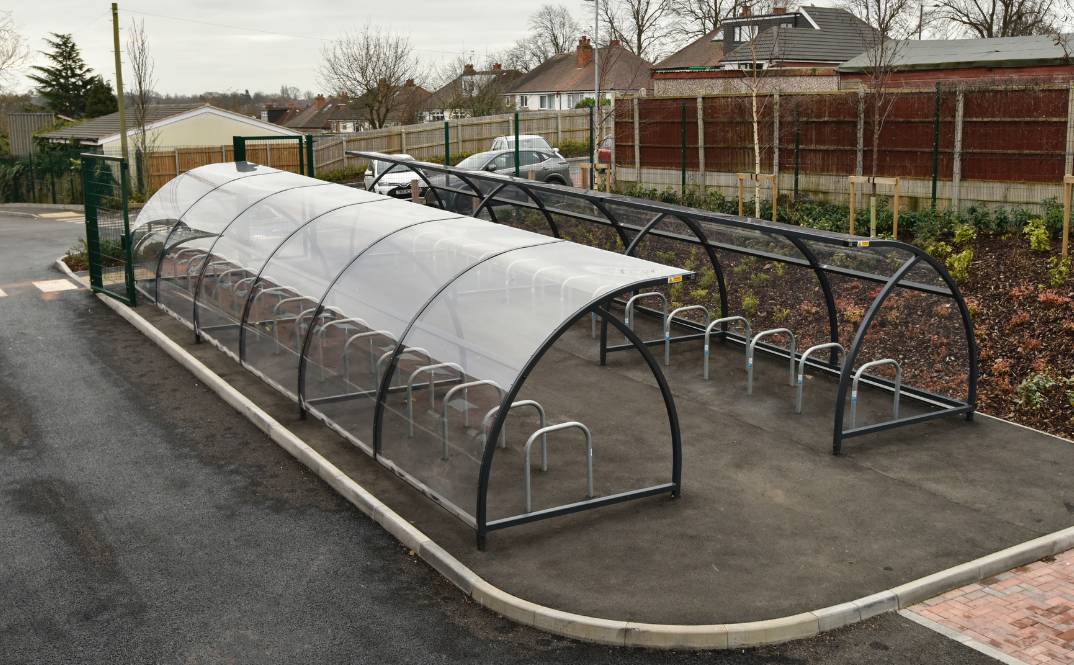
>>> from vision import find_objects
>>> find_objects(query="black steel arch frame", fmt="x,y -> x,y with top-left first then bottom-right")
293,213 -> 467,417
189,182 -> 331,339
146,167 -> 271,303
476,301 -> 683,550
347,151 -> 978,454
623,212 -> 731,323
233,197 -> 385,362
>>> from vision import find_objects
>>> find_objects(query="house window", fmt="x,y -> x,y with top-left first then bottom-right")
519,95 -> 528,108
539,94 -> 555,109
567,93 -> 586,108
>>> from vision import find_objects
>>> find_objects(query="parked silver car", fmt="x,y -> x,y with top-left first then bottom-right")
424,149 -> 571,213
363,153 -> 421,198
490,134 -> 558,154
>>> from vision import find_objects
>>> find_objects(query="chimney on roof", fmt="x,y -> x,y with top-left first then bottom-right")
740,4 -> 752,17
492,63 -> 502,71
773,0 -> 787,14
405,78 -> 415,87
339,91 -> 349,102
313,94 -> 326,110
463,63 -> 476,75
609,39 -> 622,48
577,35 -> 593,68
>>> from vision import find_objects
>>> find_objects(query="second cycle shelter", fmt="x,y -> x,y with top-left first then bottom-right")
129,162 -> 690,548
351,150 -> 978,456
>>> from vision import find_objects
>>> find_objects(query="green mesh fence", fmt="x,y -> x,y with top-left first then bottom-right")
81,154 -> 136,305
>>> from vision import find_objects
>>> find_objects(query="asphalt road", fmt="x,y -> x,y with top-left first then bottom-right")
0,210 -> 998,664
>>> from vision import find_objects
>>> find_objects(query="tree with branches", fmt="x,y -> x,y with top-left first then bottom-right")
931,0 -> 1072,38
669,0 -> 746,39
0,11 -> 27,88
319,26 -> 421,129
28,33 -> 98,117
842,0 -> 912,235
596,0 -> 677,61
493,4 -> 583,72
126,18 -> 156,192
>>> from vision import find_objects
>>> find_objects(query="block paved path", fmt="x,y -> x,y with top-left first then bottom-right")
908,550 -> 1074,664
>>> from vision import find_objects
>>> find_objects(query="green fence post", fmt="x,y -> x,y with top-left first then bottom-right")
680,103 -> 687,195
82,159 -> 102,290
444,121 -> 451,166
588,104 -> 595,189
931,82 -> 941,211
514,111 -> 520,177
232,136 -> 246,162
120,159 -> 136,305
298,137 -> 305,175
305,134 -> 315,177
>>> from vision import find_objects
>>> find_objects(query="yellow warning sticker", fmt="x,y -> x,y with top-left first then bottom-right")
668,275 -> 683,284
857,241 -> 870,247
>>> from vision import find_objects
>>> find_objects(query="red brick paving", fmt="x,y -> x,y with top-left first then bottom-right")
907,549 -> 1074,664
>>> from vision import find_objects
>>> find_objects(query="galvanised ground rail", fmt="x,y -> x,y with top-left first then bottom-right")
350,150 -> 979,455
130,162 -> 690,549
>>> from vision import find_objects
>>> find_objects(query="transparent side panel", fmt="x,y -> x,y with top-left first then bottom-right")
195,184 -> 377,356
131,164 -> 276,300
155,171 -> 320,321
379,242 -> 687,520
303,219 -> 555,450
243,201 -> 461,397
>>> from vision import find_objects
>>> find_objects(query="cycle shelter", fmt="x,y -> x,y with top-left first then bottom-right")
129,162 -> 690,548
347,150 -> 978,456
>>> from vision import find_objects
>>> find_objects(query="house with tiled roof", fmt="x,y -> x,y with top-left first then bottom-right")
286,81 -> 432,133
507,37 -> 653,111
421,64 -> 522,121
40,102 -> 297,151
652,5 -> 877,95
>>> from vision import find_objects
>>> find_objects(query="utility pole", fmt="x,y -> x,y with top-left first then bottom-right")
918,1 -> 924,39
112,2 -> 128,165
593,0 -> 600,146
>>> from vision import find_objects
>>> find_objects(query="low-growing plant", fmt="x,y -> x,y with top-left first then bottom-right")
741,291 -> 759,316
1023,218 -> 1051,252
952,223 -> 977,247
772,306 -> 791,323
923,240 -> 953,261
1015,371 -> 1057,409
697,266 -> 716,290
945,248 -> 974,284
1046,256 -> 1070,287
689,287 -> 708,302
318,166 -> 365,183
1038,290 -> 1073,307
1008,311 -> 1031,328
749,272 -> 771,287
555,140 -> 590,158
991,358 -> 1012,375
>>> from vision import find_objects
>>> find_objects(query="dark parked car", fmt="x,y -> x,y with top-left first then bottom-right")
425,149 -> 571,213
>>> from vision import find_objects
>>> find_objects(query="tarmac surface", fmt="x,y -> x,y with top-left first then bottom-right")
0,209 -> 1003,662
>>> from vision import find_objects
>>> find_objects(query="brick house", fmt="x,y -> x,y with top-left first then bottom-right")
506,37 -> 653,111
652,5 -> 876,96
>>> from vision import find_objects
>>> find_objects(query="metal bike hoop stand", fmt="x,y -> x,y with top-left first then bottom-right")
523,421 -> 594,513
625,292 -> 669,331
703,316 -> 751,381
440,380 -> 503,460
406,362 -> 465,438
314,317 -> 370,380
271,296 -> 320,350
342,330 -> 396,383
747,328 -> 797,395
796,342 -> 845,414
481,399 -> 548,458
664,305 -> 711,366
207,267 -> 246,298
851,359 -> 902,428
377,347 -> 432,389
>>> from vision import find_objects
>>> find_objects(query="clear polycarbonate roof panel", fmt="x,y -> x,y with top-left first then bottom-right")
243,202 -> 465,397
378,242 -> 689,520
131,163 -> 277,299
153,170 -> 321,319
303,219 -> 560,449
194,183 -> 379,356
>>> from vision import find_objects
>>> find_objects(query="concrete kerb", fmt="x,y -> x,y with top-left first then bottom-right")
88,279 -> 1074,651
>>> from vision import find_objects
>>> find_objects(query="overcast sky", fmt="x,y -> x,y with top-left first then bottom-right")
7,0 -> 840,96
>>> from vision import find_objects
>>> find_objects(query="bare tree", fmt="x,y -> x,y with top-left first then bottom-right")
597,0 -> 677,61
319,26 -> 420,129
0,11 -> 28,87
931,0 -> 1072,38
126,18 -> 156,192
491,4 -> 583,72
669,0 -> 744,39
842,0 -> 911,234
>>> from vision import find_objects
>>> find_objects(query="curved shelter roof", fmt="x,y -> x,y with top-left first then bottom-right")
131,162 -> 690,546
